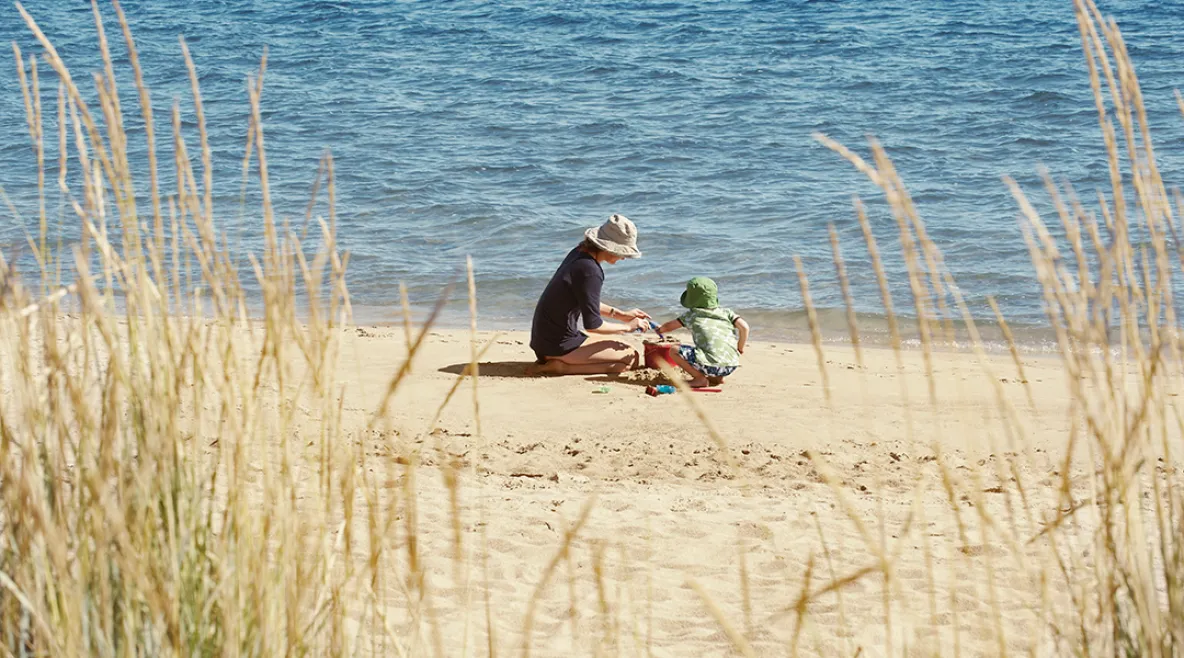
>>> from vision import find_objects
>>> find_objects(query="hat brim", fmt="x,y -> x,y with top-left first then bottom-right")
584,227 -> 641,258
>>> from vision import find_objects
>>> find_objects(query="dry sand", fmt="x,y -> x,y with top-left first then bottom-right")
313,324 -> 1098,657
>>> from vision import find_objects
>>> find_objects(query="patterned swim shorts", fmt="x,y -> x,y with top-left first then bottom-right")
677,345 -> 737,379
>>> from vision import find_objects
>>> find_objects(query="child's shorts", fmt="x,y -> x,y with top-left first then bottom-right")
677,345 -> 737,378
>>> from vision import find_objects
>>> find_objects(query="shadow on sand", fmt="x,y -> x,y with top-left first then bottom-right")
584,369 -> 671,388
436,363 -> 676,386
437,361 -> 537,379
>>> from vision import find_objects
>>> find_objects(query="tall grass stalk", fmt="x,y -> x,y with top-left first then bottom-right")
0,2 -> 404,655
803,0 -> 1184,654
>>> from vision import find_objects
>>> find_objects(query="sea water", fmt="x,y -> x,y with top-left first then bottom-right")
2,0 -> 1183,348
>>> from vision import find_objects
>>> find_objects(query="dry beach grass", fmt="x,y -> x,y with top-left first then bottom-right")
1,0 -> 1183,655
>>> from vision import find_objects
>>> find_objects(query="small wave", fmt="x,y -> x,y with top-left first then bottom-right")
571,120 -> 631,136
1019,89 -> 1073,104
536,12 -> 593,27
1014,136 -> 1056,148
570,64 -> 620,78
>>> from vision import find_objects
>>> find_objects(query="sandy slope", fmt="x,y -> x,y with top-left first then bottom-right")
318,325 -> 1094,656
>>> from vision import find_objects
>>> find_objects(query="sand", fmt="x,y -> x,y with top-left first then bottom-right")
311,324 -> 1096,657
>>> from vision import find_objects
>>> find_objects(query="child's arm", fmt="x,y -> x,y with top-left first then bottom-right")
734,317 -> 750,354
656,318 -> 683,335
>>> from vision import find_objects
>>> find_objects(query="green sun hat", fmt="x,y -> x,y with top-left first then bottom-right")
680,277 -> 719,309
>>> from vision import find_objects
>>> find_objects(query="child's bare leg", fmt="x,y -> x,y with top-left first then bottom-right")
668,349 -> 710,388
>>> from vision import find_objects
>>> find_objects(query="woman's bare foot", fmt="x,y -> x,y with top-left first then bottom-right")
707,375 -> 725,387
688,376 -> 711,388
525,360 -> 568,376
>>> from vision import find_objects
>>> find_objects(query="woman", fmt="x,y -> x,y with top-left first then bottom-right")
528,214 -> 649,375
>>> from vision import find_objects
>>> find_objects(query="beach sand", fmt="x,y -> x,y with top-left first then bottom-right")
296,324 -> 1098,657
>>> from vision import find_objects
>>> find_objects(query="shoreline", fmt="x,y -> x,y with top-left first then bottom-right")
335,325 -> 1076,463
346,309 -> 1076,360
343,298 -> 1090,356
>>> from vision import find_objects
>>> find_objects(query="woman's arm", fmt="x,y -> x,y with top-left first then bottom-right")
597,302 -> 663,334
600,303 -> 650,321
587,317 -> 647,335
594,303 -> 631,333
734,317 -> 750,354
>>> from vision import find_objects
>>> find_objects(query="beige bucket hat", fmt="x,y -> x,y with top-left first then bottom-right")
584,214 -> 641,258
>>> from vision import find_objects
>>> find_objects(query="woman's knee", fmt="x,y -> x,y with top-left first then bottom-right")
580,340 -> 637,362
593,339 -> 631,352
607,344 -> 640,367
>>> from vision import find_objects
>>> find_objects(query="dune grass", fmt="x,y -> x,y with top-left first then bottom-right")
811,1 -> 1184,653
1,0 -> 1182,655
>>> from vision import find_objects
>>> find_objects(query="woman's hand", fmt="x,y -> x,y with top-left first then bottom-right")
622,308 -> 650,319
586,316 -> 650,336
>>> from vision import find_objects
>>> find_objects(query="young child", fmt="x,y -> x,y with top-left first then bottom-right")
651,277 -> 749,388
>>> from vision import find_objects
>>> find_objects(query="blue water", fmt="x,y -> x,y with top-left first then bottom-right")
3,1 -> 1184,343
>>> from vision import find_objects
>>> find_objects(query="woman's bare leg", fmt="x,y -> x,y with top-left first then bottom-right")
529,339 -> 639,376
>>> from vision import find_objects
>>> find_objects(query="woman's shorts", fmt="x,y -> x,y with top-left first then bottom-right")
677,345 -> 737,378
